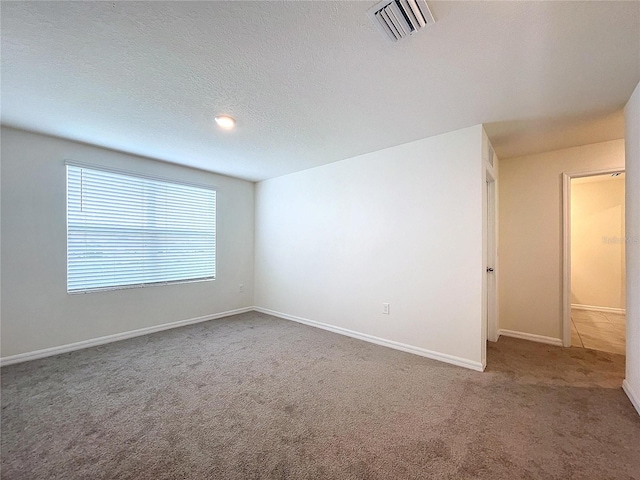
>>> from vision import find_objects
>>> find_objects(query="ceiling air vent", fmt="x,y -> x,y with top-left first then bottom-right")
368,0 -> 435,42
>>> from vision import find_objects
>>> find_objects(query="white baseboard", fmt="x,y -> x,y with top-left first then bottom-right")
622,380 -> 640,416
498,329 -> 563,347
255,307 -> 485,372
571,304 -> 626,315
0,307 -> 254,367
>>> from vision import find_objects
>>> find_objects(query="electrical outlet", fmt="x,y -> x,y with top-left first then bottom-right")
239,284 -> 244,293
382,303 -> 390,315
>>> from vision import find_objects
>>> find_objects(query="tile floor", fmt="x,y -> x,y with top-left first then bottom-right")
571,308 -> 626,355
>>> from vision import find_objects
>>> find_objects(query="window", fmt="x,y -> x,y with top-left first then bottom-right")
66,162 -> 216,293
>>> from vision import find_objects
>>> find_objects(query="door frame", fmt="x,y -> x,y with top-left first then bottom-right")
561,167 -> 625,347
485,170 -> 498,344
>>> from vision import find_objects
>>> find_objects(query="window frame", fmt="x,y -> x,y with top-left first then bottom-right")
65,161 -> 217,294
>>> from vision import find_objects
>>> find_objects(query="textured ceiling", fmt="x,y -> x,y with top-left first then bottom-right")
1,1 -> 639,181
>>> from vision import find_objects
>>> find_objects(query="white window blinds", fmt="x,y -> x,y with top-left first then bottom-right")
66,163 -> 216,293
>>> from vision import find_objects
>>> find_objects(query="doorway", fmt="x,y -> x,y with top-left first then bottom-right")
563,169 -> 626,354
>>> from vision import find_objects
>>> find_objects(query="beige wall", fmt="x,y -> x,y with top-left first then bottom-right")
499,140 -> 624,340
571,176 -> 625,310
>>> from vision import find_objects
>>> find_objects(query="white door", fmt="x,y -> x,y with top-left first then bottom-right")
486,178 -> 498,342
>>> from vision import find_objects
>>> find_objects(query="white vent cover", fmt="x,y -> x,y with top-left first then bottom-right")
368,0 -> 435,42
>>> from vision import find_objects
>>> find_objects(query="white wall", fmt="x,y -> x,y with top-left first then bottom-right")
255,125 -> 486,370
499,140 -> 625,340
624,81 -> 640,415
0,127 -> 255,358
571,176 -> 625,310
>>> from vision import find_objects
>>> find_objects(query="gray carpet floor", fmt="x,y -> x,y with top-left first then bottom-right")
2,311 -> 639,479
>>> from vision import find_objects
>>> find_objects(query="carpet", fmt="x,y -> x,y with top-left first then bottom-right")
2,311 -> 639,479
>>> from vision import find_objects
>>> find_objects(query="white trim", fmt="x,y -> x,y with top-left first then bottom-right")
485,170 -> 499,343
255,307 -> 485,372
562,167 -> 625,348
1,306 -> 487,372
498,329 -> 564,347
622,380 -> 640,415
562,172 -> 572,347
0,307 -> 253,367
571,304 -> 626,315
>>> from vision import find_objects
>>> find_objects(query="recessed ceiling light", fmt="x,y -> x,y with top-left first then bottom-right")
215,115 -> 236,130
